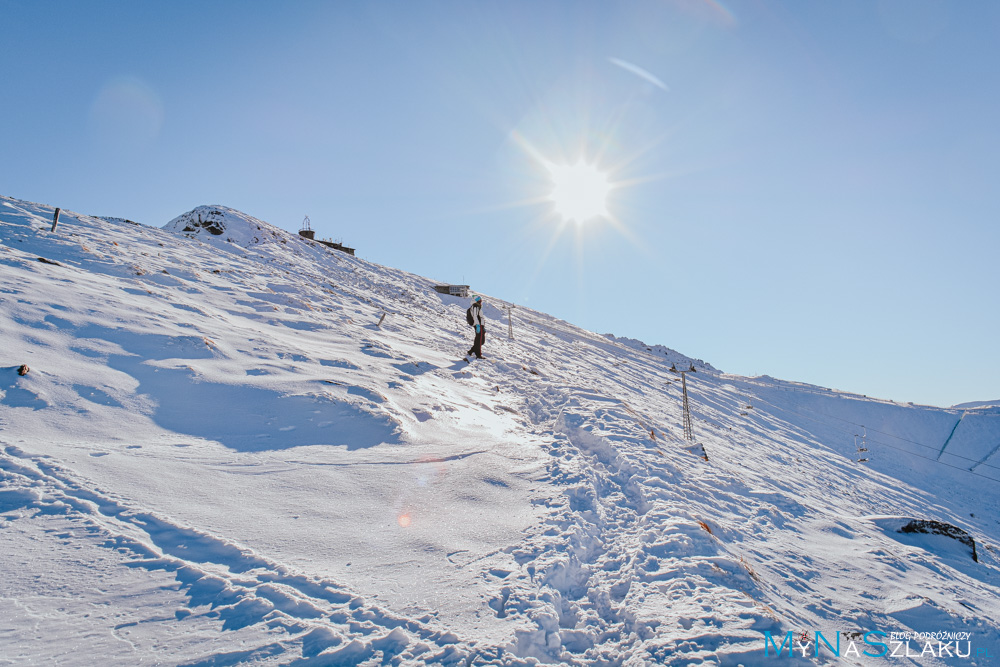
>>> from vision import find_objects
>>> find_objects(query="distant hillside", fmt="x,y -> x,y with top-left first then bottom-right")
954,400 -> 1000,409
603,333 -> 717,372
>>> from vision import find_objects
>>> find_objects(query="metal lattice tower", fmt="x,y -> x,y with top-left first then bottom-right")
681,371 -> 694,442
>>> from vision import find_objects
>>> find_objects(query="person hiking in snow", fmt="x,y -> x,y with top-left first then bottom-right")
466,295 -> 486,359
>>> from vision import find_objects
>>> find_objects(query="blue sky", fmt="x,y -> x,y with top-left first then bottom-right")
2,0 -> 997,407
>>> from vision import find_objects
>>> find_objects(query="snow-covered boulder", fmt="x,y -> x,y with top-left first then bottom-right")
163,205 -> 292,249
872,517 -> 979,563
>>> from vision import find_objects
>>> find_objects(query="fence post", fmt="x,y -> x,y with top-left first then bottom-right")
51,208 -> 61,232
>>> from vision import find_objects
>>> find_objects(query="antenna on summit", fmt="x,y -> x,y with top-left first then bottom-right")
299,215 -> 315,240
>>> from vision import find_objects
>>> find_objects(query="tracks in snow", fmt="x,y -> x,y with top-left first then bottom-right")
0,444 -> 501,665
468,358 -> 779,665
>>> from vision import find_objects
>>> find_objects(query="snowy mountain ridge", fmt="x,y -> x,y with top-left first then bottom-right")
601,334 -> 716,374
954,400 -> 1000,410
2,194 -> 999,665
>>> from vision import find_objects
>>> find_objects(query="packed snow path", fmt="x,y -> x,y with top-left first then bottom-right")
2,196 -> 999,665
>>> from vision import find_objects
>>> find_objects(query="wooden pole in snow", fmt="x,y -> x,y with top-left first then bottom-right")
51,208 -> 61,232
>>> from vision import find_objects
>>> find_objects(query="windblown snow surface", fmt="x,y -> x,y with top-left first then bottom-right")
1,195 -> 999,666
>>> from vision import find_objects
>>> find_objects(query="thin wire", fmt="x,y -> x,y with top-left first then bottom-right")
864,434 -> 1000,483
734,377 -> 1000,465
746,393 -> 1000,483
748,392 -> 1000,473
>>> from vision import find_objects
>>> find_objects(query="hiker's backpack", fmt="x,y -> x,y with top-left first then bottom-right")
466,307 -> 475,326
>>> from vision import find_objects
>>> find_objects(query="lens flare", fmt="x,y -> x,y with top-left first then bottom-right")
397,513 -> 412,528
88,75 -> 164,153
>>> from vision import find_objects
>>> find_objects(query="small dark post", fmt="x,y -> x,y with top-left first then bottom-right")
51,208 -> 61,232
377,313 -> 387,327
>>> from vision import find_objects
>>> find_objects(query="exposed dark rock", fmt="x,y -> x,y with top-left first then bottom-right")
182,219 -> 225,235
900,519 -> 978,563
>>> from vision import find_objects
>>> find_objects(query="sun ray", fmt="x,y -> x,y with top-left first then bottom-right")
508,129 -> 552,168
612,155 -> 734,189
605,126 -> 678,175
593,89 -> 644,165
605,212 -> 654,259
524,215 -> 573,289
573,220 -> 587,305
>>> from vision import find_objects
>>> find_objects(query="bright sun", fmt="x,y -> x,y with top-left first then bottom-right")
547,160 -> 611,223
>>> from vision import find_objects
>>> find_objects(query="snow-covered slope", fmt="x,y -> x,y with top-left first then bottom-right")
2,195 -> 998,665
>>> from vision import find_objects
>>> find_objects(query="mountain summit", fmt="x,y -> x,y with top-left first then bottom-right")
163,204 -> 292,248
